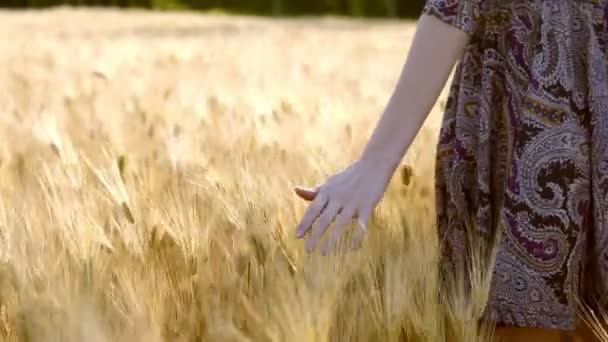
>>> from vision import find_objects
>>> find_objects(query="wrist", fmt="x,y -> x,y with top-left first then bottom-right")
359,148 -> 400,176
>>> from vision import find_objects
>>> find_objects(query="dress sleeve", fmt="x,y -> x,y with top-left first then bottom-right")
421,0 -> 484,36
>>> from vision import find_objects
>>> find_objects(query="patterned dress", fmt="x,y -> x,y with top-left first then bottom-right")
423,0 -> 608,330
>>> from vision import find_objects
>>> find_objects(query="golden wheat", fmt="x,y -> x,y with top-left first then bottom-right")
0,7 -> 603,342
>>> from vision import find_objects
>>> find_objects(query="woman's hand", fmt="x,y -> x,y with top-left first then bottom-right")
294,156 -> 394,255
293,14 -> 468,256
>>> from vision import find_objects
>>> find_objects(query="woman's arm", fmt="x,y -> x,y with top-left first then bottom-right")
360,14 -> 470,174
295,13 -> 473,254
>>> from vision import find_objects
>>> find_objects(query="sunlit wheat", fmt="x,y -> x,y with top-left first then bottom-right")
0,8 -> 604,342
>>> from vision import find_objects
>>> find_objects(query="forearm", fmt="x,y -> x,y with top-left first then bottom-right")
360,14 -> 469,173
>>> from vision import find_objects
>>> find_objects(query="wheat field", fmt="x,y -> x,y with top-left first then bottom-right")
0,7 -> 601,342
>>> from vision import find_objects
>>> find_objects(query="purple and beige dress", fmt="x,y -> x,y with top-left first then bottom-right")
423,0 -> 608,330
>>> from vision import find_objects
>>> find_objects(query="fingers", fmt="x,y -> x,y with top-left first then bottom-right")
357,205 -> 372,232
305,201 -> 341,253
353,205 -> 372,250
296,191 -> 328,238
321,206 -> 355,256
294,186 -> 318,202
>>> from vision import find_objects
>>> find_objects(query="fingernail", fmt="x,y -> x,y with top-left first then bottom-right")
320,242 -> 330,256
305,241 -> 314,253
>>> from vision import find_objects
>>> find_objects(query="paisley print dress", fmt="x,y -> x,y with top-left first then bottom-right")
423,0 -> 608,330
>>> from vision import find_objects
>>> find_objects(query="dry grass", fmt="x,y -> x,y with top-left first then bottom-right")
0,7 -> 598,342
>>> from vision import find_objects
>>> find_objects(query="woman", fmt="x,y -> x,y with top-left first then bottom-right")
294,0 -> 607,340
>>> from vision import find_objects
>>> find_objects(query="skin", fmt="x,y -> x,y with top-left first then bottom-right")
294,14 -> 468,255
293,13 -> 604,342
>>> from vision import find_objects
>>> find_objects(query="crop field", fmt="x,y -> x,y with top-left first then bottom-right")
1,7 -> 598,342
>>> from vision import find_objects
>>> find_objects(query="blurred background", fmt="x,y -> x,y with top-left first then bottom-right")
0,1 -> 471,341
0,0 -> 425,18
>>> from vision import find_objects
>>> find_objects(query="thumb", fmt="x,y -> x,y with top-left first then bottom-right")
353,206 -> 372,250
294,186 -> 319,202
